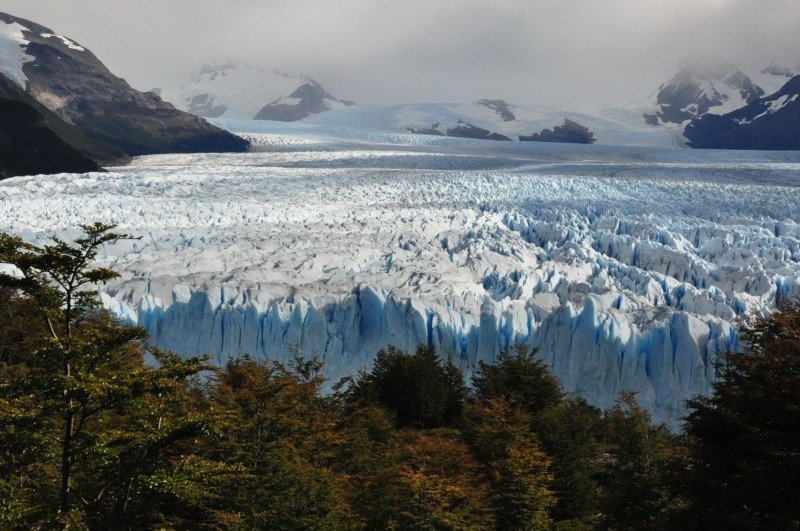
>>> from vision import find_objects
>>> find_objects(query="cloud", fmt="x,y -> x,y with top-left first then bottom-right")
4,0 -> 800,107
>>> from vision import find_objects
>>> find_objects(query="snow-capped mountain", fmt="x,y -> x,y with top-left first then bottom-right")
0,12 -> 247,159
160,62 -> 353,121
643,59 -> 763,126
752,62 -> 800,96
685,75 -> 800,150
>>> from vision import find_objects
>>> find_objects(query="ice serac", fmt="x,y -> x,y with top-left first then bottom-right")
3,122 -> 800,428
110,263 -> 736,426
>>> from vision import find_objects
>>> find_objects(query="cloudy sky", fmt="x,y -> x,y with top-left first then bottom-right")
4,0 -> 800,108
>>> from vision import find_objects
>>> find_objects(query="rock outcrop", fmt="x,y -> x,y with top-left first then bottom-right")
520,119 -> 596,144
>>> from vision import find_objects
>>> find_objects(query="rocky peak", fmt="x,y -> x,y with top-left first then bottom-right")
644,58 -> 763,126
476,99 -> 516,122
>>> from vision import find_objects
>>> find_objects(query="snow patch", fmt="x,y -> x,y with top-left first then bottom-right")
40,33 -> 85,51
0,21 -> 35,87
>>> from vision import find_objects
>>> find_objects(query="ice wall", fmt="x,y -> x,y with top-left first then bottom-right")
105,281 -> 735,426
3,126 -> 800,427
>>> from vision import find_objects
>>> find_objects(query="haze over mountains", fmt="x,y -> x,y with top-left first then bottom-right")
2,5 -> 799,177
156,56 -> 800,150
158,62 -> 354,122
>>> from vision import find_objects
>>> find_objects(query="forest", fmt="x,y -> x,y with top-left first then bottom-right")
1,224 -> 798,530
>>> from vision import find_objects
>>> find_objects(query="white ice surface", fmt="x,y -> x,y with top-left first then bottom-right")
300,102 -> 685,148
2,121 -> 800,427
0,21 -> 34,87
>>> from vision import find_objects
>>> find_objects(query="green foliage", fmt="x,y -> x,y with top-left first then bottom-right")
465,398 -> 555,530
681,304 -> 800,529
0,225 -> 214,529
595,392 -> 684,529
472,344 -> 563,417
208,355 -> 355,529
537,398 -> 603,526
344,344 -> 468,428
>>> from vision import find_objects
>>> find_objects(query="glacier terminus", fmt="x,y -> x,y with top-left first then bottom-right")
1,120 -> 799,426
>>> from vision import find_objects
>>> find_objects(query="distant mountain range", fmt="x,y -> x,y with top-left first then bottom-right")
1,6 -> 798,179
0,12 -> 248,179
158,62 -> 354,121
160,56 -> 799,150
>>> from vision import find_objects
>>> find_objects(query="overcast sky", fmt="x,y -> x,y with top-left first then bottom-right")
4,0 -> 800,108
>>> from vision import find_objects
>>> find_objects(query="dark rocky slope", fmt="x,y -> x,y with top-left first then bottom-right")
685,75 -> 800,150
255,80 -> 354,122
0,12 -> 248,157
1,97 -> 99,179
644,61 -> 763,126
0,74 -> 126,165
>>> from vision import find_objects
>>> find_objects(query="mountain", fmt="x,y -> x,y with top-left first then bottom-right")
0,13 -> 248,158
0,97 -> 99,179
643,59 -> 763,126
751,62 -> 799,97
160,62 -> 353,121
684,75 -> 800,150
0,69 -> 127,166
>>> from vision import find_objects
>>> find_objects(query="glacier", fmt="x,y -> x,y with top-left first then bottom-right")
1,120 -> 799,426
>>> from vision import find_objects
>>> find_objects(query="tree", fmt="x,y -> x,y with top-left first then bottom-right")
343,345 -> 468,429
681,304 -> 800,529
465,398 -> 555,530
471,344 -> 563,417
207,355 -> 355,529
0,224 -> 214,528
536,398 -> 603,526
596,392 -> 684,530
362,429 -> 495,530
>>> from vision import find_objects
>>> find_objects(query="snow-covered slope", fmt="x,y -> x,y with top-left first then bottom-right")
301,100 -> 684,147
643,59 -> 764,126
160,62 -> 351,121
0,19 -> 34,87
2,121 -> 799,427
685,75 -> 800,150
751,63 -> 800,97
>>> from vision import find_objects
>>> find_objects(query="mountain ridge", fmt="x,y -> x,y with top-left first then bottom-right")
0,12 -> 248,160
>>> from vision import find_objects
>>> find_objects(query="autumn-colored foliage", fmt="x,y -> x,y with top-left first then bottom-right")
2,224 -> 798,529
